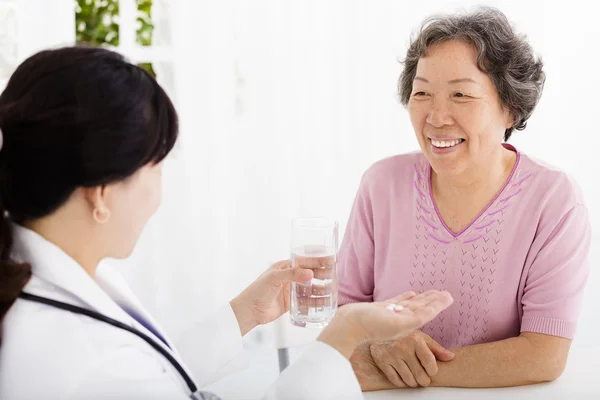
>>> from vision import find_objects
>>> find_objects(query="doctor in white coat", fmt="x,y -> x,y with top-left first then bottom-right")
0,46 -> 453,400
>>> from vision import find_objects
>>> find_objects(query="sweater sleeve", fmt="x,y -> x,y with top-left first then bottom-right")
338,175 -> 376,305
520,204 -> 592,339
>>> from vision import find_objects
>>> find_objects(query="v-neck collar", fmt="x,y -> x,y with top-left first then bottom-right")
425,143 -> 521,238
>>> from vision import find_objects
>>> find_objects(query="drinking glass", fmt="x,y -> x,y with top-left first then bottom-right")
290,217 -> 338,328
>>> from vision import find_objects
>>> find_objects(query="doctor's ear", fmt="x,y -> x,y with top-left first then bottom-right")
82,186 -> 112,225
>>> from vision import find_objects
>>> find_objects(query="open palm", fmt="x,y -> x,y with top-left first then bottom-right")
343,290 -> 454,344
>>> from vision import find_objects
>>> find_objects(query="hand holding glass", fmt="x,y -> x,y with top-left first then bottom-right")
290,218 -> 338,328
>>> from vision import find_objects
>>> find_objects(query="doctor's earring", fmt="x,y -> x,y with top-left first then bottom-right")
93,207 -> 111,224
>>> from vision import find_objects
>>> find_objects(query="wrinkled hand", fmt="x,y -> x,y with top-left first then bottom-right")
370,330 -> 455,388
230,260 -> 313,335
350,345 -> 397,392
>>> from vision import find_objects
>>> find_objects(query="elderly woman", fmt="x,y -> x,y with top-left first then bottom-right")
339,7 -> 592,391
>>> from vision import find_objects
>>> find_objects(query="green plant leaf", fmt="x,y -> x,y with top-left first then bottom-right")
75,0 -> 156,76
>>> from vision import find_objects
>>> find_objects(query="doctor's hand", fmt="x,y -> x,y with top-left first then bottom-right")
317,290 -> 454,363
230,260 -> 313,336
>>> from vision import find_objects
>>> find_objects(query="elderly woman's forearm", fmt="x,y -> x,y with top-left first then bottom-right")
431,333 -> 571,388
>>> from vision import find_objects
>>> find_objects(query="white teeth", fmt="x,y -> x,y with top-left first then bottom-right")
431,139 -> 462,148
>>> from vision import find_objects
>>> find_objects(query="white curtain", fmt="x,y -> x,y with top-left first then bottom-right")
0,0 -> 74,90
113,0 -> 600,347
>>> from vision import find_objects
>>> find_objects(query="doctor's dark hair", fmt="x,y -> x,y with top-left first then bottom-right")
0,46 -> 178,343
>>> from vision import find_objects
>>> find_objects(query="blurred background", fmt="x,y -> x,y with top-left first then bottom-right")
1,0 -> 599,392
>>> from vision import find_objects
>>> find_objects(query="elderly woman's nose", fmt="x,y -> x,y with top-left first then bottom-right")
426,99 -> 453,127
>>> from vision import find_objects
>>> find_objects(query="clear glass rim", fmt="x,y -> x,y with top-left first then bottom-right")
291,217 -> 338,229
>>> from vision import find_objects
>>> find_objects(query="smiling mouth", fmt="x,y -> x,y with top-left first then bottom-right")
430,138 -> 465,148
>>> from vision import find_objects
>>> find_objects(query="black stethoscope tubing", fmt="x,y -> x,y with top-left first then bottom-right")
18,292 -> 198,394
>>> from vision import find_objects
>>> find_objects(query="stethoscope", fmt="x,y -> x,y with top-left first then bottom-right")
18,292 -> 198,395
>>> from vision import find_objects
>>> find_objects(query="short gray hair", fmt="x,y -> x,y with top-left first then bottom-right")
398,7 -> 545,141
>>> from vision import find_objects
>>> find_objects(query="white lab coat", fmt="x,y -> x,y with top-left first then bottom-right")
0,225 -> 363,399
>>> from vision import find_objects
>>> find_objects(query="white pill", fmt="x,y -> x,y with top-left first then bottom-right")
386,304 -> 404,312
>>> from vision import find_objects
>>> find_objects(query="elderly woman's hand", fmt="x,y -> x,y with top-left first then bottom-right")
370,330 -> 455,387
349,344 -> 398,391
229,260 -> 313,335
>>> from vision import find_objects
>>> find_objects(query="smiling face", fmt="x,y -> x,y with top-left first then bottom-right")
407,39 -> 513,178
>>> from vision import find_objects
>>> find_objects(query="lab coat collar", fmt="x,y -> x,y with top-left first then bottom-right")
11,224 -> 178,355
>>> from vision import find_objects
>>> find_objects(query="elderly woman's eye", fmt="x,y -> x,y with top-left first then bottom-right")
454,92 -> 467,98
413,91 -> 427,96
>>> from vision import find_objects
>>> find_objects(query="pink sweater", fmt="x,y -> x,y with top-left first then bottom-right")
338,145 -> 591,349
